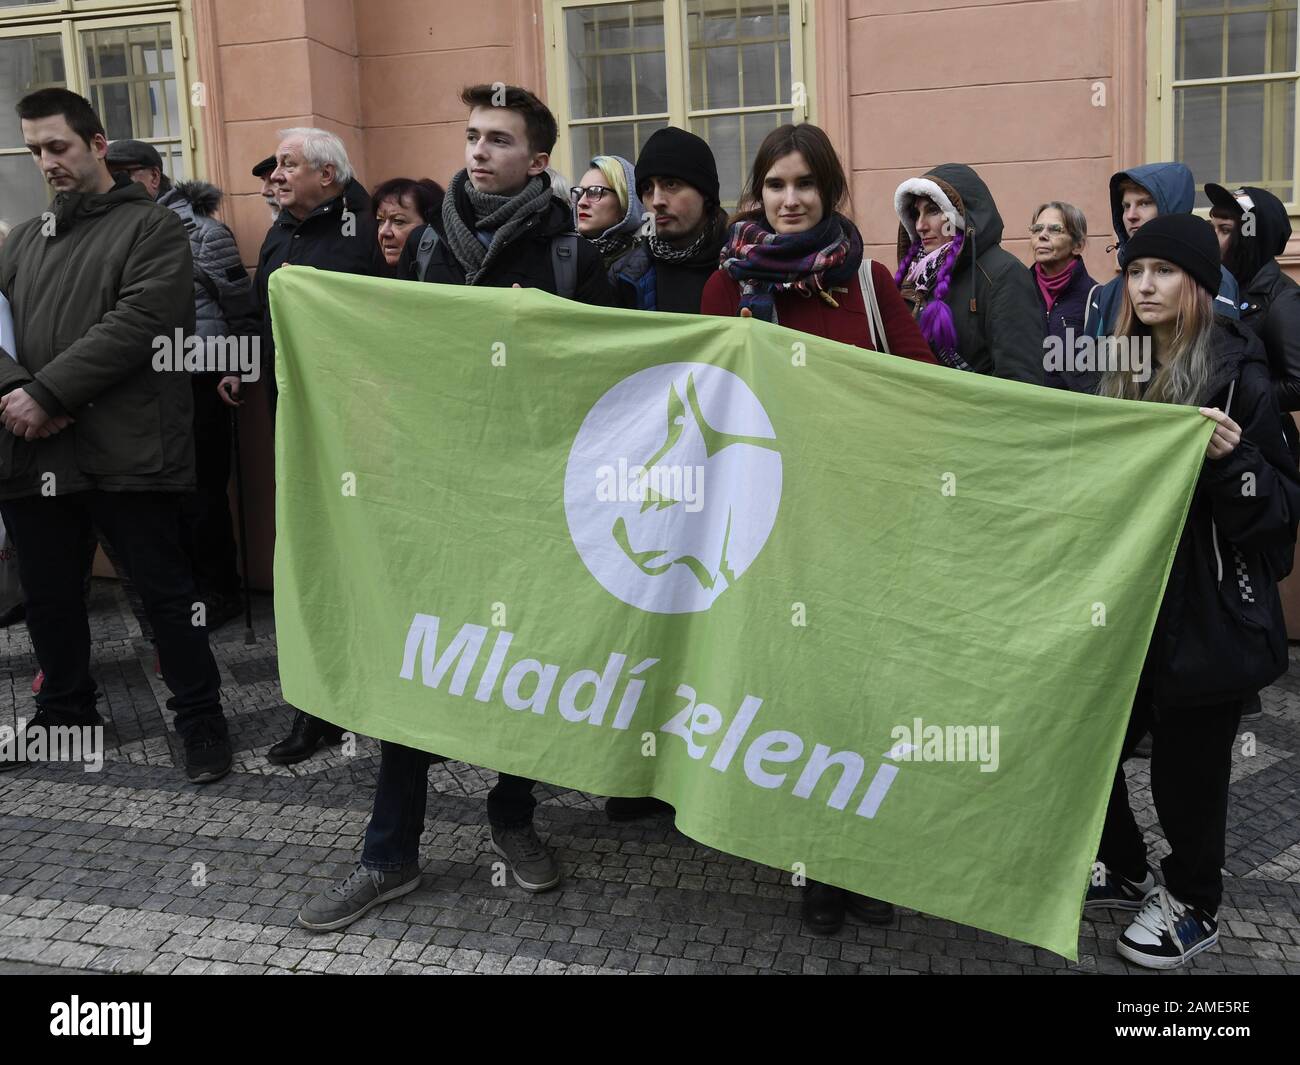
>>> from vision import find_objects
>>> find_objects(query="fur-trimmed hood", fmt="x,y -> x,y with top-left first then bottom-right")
167,180 -> 223,217
893,164 -> 1007,275
894,176 -> 966,244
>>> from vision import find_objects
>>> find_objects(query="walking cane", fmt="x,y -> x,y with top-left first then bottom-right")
230,405 -> 256,645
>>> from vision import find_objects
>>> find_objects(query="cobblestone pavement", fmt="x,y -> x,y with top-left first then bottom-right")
1,581 -> 1298,975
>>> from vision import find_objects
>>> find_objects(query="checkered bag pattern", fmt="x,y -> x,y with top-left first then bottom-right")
1233,547 -> 1256,605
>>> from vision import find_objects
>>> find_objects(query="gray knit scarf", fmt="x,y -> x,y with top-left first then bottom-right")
441,170 -> 554,285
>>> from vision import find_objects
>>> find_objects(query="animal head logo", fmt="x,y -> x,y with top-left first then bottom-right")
565,363 -> 782,614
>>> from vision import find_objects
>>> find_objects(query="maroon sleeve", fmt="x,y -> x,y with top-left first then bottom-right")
699,269 -> 740,316
869,260 -> 936,364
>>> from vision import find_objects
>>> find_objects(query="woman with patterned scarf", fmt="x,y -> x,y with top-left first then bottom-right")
702,123 -> 933,939
700,124 -> 932,366
894,180 -> 971,371
571,154 -> 643,275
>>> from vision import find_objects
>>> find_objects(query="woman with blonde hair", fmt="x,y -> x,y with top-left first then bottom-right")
571,154 -> 642,271
1084,214 -> 1300,968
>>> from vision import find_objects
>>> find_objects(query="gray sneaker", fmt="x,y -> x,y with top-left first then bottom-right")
490,823 -> 560,892
296,862 -> 421,931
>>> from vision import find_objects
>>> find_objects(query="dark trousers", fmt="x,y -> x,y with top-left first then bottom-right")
361,740 -> 538,870
92,529 -> 152,640
182,378 -> 241,600
1098,692 -> 1241,915
0,491 -> 224,735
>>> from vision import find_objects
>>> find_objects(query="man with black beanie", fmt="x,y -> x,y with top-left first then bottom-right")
611,126 -> 728,314
600,125 -> 727,825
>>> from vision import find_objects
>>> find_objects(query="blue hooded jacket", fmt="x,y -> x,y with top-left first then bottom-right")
1087,162 -> 1239,336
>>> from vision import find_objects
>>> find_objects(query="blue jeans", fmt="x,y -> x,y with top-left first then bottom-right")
361,740 -> 538,871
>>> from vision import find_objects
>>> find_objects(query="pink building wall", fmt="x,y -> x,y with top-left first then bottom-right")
182,0 -> 1300,605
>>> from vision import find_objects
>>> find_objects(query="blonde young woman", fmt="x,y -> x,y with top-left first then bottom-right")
1083,214 -> 1300,968
570,154 -> 642,272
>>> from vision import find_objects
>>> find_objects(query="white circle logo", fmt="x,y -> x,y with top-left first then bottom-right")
564,363 -> 782,614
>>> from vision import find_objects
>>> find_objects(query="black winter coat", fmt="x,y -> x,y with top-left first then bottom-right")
1142,319 -> 1300,707
399,186 -> 614,305
1031,257 -> 1098,392
1223,186 -> 1300,416
254,178 -> 386,378
611,210 -> 727,314
1240,260 -> 1300,416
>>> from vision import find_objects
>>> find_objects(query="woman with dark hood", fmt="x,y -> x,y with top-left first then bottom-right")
892,165 -> 1045,383
1206,183 -> 1300,444
1205,183 -> 1300,723
571,154 -> 642,275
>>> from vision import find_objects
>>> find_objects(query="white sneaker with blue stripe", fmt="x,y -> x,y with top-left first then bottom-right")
1117,887 -> 1218,969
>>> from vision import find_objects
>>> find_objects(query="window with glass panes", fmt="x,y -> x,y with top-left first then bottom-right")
547,0 -> 809,210
1163,0 -> 1298,209
0,1 -> 193,226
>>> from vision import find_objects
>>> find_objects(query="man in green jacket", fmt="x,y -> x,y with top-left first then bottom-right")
0,88 -> 232,783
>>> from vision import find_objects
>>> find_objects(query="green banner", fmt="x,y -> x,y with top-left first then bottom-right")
269,266 -> 1211,957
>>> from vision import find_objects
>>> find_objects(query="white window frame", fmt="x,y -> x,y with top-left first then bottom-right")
0,3 -> 197,207
544,0 -> 812,191
1152,0 -> 1300,214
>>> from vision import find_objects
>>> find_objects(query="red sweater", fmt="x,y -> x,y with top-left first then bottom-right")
699,261 -> 937,364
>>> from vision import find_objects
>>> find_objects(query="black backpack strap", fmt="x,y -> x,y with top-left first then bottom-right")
193,264 -> 221,303
415,225 -> 440,282
550,231 -> 578,300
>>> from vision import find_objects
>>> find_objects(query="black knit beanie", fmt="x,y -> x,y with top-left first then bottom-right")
634,127 -> 720,205
1119,213 -> 1221,296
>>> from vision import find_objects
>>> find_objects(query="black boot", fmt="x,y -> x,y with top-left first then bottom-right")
845,891 -> 896,926
801,881 -> 846,936
604,796 -> 675,822
266,710 -> 345,765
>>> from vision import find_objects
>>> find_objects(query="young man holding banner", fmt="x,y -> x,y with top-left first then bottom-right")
297,84 -> 613,931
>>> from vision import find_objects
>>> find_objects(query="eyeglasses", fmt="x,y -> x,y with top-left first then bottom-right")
570,185 -> 614,203
1029,222 -> 1068,236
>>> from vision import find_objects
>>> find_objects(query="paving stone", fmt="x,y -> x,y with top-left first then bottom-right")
3,588 -> 1299,977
